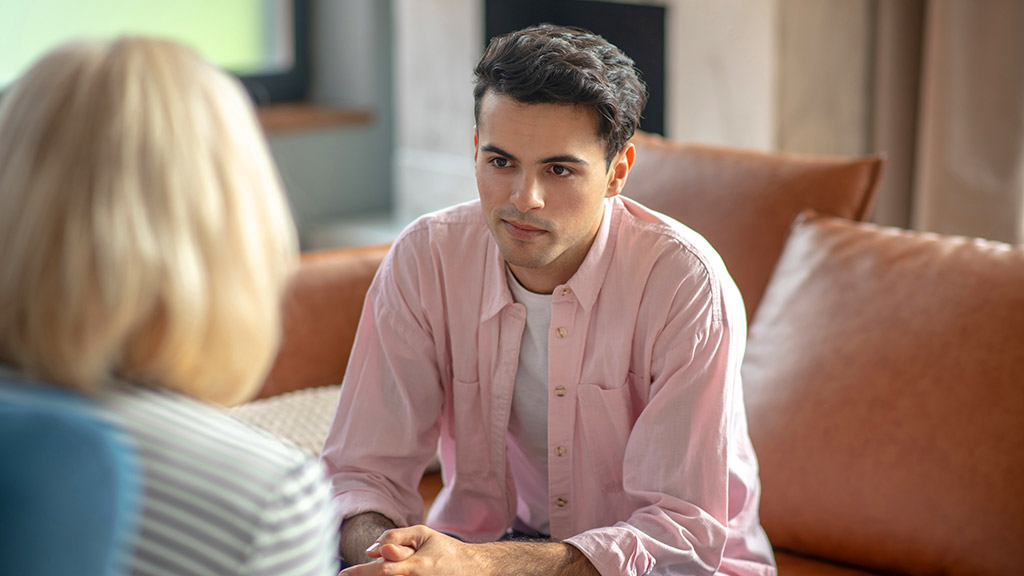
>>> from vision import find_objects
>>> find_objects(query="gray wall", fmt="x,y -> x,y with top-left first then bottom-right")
267,0 -> 393,249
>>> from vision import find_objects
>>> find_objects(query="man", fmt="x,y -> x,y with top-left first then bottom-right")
324,24 -> 776,576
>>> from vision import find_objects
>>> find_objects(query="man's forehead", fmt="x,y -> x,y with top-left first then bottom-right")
476,93 -> 605,160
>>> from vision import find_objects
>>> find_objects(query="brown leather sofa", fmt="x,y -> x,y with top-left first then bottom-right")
251,133 -> 1024,574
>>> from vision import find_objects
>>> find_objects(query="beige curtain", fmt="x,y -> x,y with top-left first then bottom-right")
873,0 -> 1024,244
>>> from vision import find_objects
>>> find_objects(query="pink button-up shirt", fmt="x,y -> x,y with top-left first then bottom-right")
322,196 -> 775,575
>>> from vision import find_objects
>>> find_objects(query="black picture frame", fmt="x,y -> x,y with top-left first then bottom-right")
239,0 -> 311,105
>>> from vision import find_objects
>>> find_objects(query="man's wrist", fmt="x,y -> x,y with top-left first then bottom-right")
478,540 -> 599,576
559,542 -> 601,576
339,511 -> 397,566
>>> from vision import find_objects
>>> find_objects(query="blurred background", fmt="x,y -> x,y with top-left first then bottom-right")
2,0 -> 1021,249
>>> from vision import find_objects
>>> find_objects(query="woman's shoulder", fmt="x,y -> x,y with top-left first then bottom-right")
102,383 -> 316,486
103,383 -> 338,575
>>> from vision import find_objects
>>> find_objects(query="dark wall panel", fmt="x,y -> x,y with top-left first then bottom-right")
486,0 -> 666,135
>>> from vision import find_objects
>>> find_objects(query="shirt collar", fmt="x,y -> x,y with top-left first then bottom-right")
481,238 -> 516,321
564,196 -> 620,313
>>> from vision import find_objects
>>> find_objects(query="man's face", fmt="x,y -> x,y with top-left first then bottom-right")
475,92 -> 632,294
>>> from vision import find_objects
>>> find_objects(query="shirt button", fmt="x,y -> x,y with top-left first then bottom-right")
556,326 -> 568,338
556,497 -> 568,508
554,386 -> 566,397
556,446 -> 567,457
560,287 -> 571,296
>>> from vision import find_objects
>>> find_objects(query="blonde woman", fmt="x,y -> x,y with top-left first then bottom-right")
0,37 -> 339,575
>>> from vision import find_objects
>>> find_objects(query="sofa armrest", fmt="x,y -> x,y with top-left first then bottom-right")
256,243 -> 390,400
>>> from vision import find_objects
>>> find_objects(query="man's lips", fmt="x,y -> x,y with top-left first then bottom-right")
503,219 -> 546,239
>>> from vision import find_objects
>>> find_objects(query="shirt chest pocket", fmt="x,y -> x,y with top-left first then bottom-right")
577,374 -> 641,492
451,378 -> 493,480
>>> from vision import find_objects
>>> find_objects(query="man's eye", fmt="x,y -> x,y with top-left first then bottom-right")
490,157 -> 509,168
551,165 -> 571,176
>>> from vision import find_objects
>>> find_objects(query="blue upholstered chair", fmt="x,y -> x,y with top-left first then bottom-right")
0,378 -> 140,576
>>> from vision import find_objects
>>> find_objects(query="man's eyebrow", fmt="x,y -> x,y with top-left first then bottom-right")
540,154 -> 588,165
480,145 -> 589,166
480,144 -> 518,162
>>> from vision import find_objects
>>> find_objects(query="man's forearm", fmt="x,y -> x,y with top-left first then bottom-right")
475,540 -> 600,576
339,512 -> 397,566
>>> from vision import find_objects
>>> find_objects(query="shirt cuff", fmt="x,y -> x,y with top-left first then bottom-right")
332,487 -> 420,529
564,524 -> 656,576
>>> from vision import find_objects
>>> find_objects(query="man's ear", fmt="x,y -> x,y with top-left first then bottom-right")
606,142 -> 636,198
473,127 -> 479,163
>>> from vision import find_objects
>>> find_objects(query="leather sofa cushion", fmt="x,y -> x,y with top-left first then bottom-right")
743,212 -> 1024,574
774,551 -> 880,576
626,132 -> 883,323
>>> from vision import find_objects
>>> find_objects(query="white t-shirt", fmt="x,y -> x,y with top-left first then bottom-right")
506,267 -> 552,536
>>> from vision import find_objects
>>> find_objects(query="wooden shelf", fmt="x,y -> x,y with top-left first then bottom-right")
257,103 -> 372,134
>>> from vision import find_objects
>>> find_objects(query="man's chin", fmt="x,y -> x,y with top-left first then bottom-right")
497,248 -> 551,272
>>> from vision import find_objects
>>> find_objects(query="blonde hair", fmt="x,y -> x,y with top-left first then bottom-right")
0,37 -> 298,405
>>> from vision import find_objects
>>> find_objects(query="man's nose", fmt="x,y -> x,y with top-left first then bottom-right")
510,175 -> 544,213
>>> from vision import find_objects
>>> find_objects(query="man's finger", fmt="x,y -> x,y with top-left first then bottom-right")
378,543 -> 416,562
375,525 -> 429,550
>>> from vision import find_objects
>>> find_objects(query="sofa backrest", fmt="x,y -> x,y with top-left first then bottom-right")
743,212 -> 1024,574
626,131 -> 884,323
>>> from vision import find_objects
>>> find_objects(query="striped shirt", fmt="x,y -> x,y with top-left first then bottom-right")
102,382 -> 340,576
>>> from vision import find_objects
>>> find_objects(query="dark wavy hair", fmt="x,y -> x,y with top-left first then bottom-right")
473,24 -> 648,167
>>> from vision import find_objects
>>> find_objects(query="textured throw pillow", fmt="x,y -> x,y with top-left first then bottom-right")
742,212 -> 1024,575
227,385 -> 343,457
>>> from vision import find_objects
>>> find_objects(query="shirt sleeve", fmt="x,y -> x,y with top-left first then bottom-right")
243,457 -> 341,576
320,238 -> 446,528
565,260 -> 747,576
